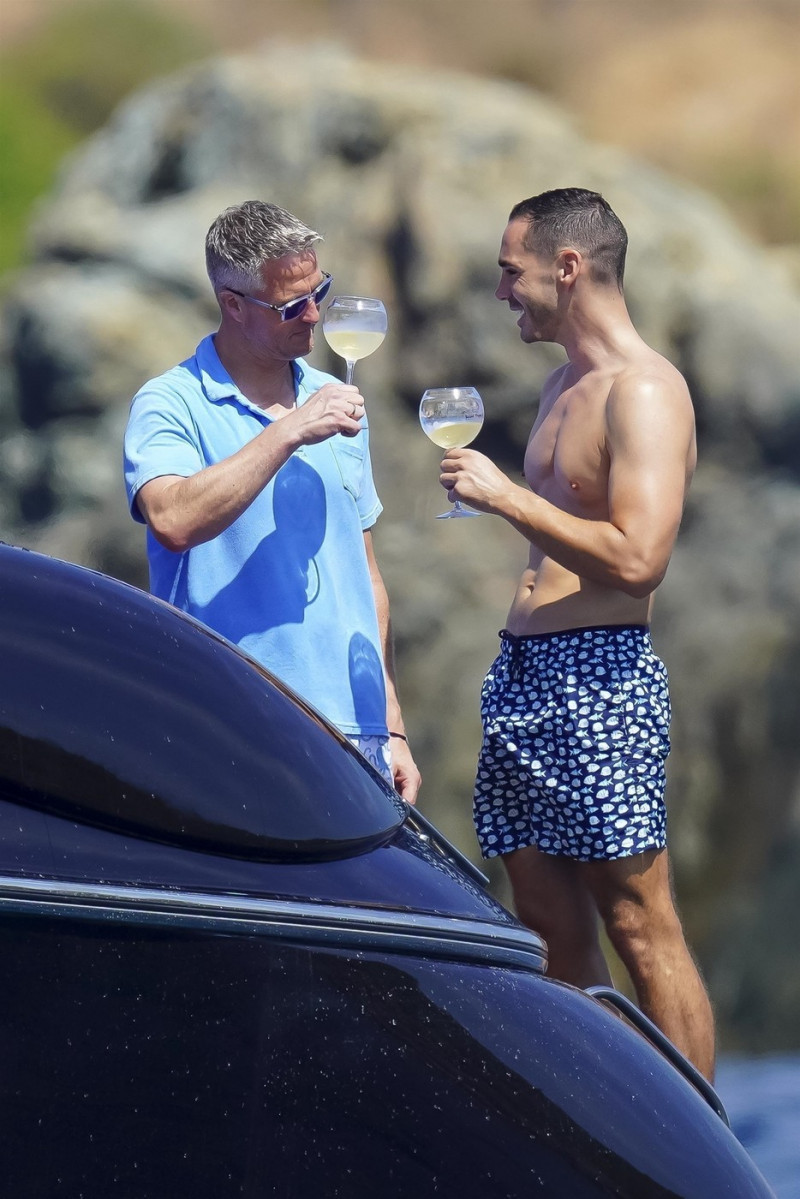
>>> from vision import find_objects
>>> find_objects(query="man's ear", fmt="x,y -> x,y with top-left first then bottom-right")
556,248 -> 582,285
218,288 -> 245,323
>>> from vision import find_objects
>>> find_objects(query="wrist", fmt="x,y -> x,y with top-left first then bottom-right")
262,407 -> 305,457
388,731 -> 408,743
503,480 -> 539,526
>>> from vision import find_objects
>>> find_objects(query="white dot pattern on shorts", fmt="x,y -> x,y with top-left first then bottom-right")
473,627 -> 670,862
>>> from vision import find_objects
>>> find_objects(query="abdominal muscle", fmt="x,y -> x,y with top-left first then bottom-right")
504,551 -> 653,636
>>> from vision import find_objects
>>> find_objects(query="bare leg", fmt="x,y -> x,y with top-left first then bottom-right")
503,844 -> 612,988
583,848 -> 716,1081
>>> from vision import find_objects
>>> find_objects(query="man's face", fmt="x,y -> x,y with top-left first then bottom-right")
495,218 -> 558,344
232,250 -> 326,362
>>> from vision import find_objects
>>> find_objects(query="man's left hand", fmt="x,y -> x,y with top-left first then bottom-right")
391,738 -> 421,805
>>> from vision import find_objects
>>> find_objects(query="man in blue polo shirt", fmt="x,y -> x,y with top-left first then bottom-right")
123,199 -> 420,802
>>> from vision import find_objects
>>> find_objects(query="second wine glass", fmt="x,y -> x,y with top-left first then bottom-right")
419,387 -> 485,519
323,296 -> 387,384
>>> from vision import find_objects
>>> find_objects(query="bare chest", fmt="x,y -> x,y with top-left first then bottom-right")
524,388 -> 609,513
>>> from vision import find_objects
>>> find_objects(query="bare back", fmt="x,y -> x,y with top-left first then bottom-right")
506,350 -> 696,635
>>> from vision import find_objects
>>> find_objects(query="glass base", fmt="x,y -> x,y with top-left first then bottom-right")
436,505 -> 482,519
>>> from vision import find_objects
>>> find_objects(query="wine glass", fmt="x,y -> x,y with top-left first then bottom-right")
322,296 -> 387,384
419,387 -> 485,519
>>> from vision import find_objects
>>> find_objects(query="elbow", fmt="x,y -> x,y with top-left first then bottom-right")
147,515 -> 196,555
616,555 -> 667,599
136,484 -> 207,554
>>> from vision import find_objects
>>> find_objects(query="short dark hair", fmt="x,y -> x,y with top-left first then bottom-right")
509,188 -> 628,288
205,200 -> 321,294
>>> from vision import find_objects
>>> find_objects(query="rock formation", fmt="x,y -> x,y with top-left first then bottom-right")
1,42 -> 798,1048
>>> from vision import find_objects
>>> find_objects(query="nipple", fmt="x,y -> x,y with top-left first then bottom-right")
570,480 -> 580,490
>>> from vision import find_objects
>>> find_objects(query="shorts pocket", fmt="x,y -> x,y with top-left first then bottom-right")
623,665 -> 671,759
559,664 -> 631,757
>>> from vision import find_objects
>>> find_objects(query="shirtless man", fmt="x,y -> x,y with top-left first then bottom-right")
440,188 -> 715,1080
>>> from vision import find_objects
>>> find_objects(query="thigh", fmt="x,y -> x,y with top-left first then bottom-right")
581,848 -> 676,924
473,644 -> 566,858
503,843 -> 598,937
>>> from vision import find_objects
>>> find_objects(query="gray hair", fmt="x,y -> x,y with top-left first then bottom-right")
205,200 -> 322,294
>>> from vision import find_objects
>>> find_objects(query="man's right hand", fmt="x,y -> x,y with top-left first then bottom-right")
290,382 -> 365,444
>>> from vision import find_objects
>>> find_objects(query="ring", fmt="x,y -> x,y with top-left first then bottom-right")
350,403 -> 357,417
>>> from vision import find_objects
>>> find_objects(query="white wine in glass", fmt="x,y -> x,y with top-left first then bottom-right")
419,387 -> 485,519
323,296 -> 387,384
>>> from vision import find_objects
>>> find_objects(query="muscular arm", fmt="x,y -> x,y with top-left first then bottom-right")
441,373 -> 696,597
363,530 -> 421,804
135,382 -> 365,553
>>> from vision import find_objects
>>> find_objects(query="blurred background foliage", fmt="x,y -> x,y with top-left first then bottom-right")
0,0 -> 211,275
1,0 -> 799,280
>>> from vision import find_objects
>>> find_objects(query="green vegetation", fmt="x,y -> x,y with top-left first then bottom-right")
0,76 -> 78,274
0,0 -> 210,275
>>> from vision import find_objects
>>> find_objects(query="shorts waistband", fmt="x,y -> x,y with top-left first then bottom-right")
499,624 -> 650,645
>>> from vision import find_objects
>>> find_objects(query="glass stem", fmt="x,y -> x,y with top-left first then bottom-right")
344,360 -> 355,385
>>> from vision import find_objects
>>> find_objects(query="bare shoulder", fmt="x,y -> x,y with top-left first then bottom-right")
605,349 -> 696,480
608,350 -> 694,425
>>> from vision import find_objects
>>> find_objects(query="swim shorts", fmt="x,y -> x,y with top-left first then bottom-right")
473,625 -> 670,861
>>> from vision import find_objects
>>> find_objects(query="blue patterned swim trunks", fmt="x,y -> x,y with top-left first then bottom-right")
473,626 -> 670,862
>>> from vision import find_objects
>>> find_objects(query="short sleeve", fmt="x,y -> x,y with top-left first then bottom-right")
356,441 -> 383,529
123,385 -> 204,523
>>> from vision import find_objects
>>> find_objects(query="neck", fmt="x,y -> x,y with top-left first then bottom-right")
560,291 -> 641,375
214,328 -> 297,412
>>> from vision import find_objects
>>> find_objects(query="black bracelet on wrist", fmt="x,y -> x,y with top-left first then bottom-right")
389,731 -> 408,743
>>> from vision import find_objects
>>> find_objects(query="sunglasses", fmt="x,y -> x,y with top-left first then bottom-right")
228,272 -> 333,322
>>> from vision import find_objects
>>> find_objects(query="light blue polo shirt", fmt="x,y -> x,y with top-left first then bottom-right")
123,334 -> 388,736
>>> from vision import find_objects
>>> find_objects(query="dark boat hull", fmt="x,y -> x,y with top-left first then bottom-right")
0,544 -> 772,1197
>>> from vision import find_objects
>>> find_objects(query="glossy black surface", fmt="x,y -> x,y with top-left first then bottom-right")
0,543 -> 404,861
0,545 -> 774,1198
0,794 -> 512,922
0,903 -> 769,1199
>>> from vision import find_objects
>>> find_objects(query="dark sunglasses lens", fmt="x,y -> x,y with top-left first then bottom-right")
282,297 -> 308,321
282,276 -> 332,321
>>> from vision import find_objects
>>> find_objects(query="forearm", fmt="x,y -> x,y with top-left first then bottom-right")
362,534 -> 404,731
364,531 -> 420,802
493,484 -> 665,597
382,629 -> 406,734
440,452 -> 642,591
141,421 -> 300,552
371,572 -> 405,731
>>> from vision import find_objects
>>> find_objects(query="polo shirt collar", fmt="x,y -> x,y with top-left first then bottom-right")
195,334 -> 309,410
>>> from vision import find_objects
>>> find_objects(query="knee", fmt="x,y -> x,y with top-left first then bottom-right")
512,891 -> 550,937
600,896 -> 681,961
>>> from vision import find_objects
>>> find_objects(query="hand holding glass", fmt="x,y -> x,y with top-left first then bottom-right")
323,296 -> 387,384
419,387 -> 485,519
